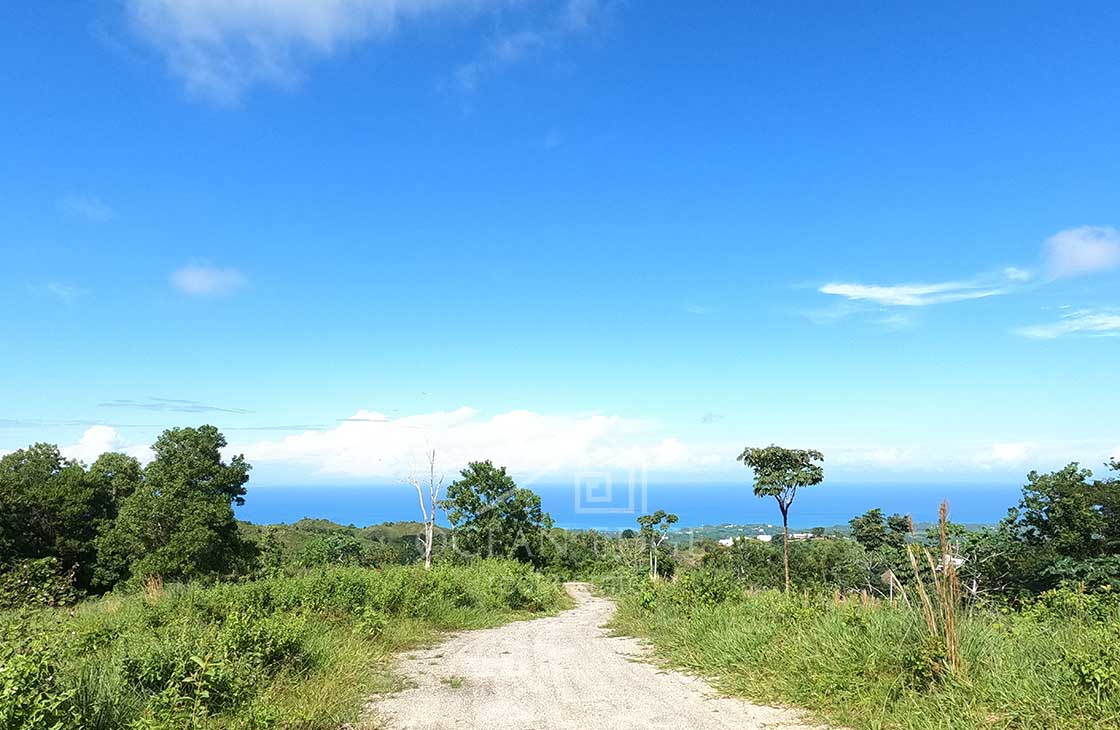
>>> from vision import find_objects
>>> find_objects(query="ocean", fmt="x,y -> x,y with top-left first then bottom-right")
234,481 -> 1022,530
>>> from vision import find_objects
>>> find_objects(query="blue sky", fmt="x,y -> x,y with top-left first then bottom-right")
2,0 -> 1118,485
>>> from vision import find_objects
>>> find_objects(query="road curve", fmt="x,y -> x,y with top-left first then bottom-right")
366,582 -> 829,730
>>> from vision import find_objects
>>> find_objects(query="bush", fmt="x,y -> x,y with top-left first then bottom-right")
0,560 -> 565,729
675,569 -> 742,606
0,557 -> 79,609
0,629 -> 80,730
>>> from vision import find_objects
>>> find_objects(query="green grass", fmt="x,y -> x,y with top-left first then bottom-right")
603,577 -> 1120,730
1,560 -> 567,730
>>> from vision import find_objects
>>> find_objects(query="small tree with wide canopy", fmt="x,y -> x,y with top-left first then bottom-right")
737,445 -> 824,591
636,510 -> 678,581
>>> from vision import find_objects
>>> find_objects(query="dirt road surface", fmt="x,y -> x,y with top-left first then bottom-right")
367,582 -> 828,730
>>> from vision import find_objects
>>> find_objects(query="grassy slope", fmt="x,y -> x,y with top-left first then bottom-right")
603,581 -> 1120,730
2,561 -> 566,730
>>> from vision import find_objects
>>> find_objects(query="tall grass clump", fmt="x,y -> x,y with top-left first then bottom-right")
0,560 -> 564,730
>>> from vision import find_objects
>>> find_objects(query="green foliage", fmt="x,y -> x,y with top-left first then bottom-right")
0,557 -> 79,609
441,461 -> 553,565
849,508 -> 910,551
675,569 -> 742,605
737,445 -> 825,591
299,532 -> 367,567
97,426 -> 254,585
0,560 -> 565,729
736,444 -> 824,510
703,537 -> 869,593
0,444 -> 128,591
0,624 -> 81,730
606,572 -> 1120,730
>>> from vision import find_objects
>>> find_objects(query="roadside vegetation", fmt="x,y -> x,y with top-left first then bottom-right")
2,428 -> 1118,729
603,447 -> 1120,730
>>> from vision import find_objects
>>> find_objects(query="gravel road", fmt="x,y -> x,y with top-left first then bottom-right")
366,582 -> 828,730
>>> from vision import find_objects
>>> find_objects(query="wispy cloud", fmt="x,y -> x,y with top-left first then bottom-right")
59,194 -> 114,222
1015,309 -> 1120,339
45,282 -> 89,302
100,397 -> 252,414
453,0 -> 612,93
683,303 -> 716,316
171,265 -> 247,296
819,279 -> 1008,307
1043,226 -> 1120,279
817,226 -> 1119,324
126,0 -> 511,104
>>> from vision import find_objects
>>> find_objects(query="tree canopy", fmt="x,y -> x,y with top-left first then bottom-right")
441,461 -> 553,565
97,426 -> 253,584
737,445 -> 824,591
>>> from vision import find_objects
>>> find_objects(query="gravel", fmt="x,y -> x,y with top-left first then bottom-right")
365,582 -> 830,730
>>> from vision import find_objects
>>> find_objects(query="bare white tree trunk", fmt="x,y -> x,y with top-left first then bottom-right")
407,449 -> 443,570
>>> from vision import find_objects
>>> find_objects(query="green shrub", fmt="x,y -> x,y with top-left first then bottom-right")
0,628 -> 81,729
0,557 -> 80,609
675,569 -> 742,606
0,560 -> 564,729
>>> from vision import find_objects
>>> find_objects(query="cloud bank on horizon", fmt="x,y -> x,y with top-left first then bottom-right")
42,409 -> 1119,486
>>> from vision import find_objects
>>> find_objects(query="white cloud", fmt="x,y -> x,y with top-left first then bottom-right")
59,194 -> 115,222
984,442 -> 1033,464
238,406 -> 704,479
1015,309 -> 1120,339
128,0 -> 510,103
817,226 -> 1119,320
1043,226 -> 1120,279
61,426 -> 153,465
818,280 -> 1006,307
171,265 -> 247,296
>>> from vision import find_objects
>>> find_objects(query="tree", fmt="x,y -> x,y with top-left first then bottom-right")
97,426 -> 252,583
737,445 -> 824,591
885,513 -> 912,549
1017,463 -> 1112,559
441,461 -> 553,565
849,509 -> 910,552
0,444 -> 121,590
407,449 -> 444,570
636,510 -> 678,580
300,532 -> 365,567
849,508 -> 888,551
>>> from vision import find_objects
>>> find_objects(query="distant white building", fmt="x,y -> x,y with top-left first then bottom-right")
718,534 -> 774,547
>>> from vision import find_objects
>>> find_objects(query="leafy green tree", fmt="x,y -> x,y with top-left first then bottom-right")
441,461 -> 553,565
885,513 -> 912,549
737,445 -> 824,591
849,508 -> 910,552
636,510 -> 678,580
87,452 -> 142,505
0,444 -> 118,590
1017,464 -> 1112,559
300,532 -> 366,567
849,508 -> 888,551
97,426 -> 252,584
